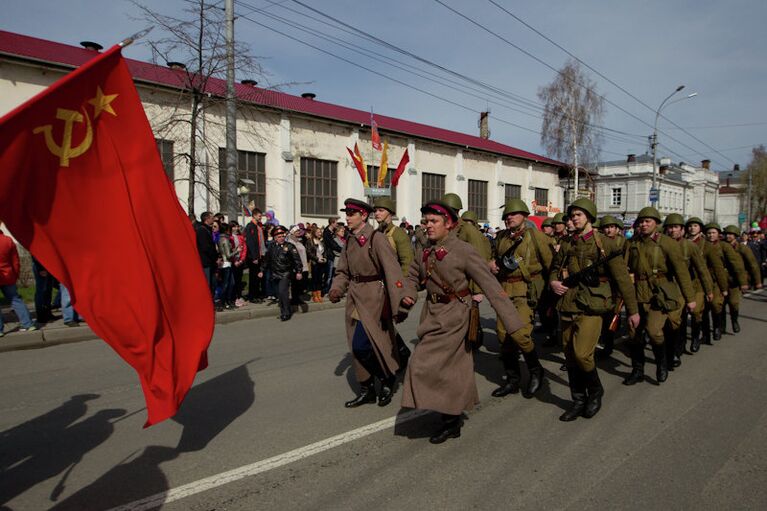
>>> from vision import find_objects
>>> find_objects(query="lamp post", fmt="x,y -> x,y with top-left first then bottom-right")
651,85 -> 697,208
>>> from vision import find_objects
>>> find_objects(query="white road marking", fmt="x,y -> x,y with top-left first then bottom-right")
107,409 -> 428,511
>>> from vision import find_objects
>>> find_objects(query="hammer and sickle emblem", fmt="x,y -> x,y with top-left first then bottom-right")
33,107 -> 93,167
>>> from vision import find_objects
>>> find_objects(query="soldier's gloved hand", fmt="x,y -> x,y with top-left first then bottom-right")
328,289 -> 342,303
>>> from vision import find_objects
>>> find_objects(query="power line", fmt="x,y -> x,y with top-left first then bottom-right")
432,0 -> 731,170
666,122 -> 767,130
483,0 -> 738,167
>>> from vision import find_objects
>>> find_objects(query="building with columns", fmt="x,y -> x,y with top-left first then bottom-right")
592,154 -> 719,225
0,30 -> 565,229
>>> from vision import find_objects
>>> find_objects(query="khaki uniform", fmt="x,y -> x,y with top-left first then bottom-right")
598,234 -> 627,350
677,237 -> 714,321
330,223 -> 416,382
552,230 -> 638,372
493,226 -> 553,352
716,241 -> 748,322
626,230 -> 695,346
379,222 -> 414,277
401,233 -> 523,415
456,219 -> 492,260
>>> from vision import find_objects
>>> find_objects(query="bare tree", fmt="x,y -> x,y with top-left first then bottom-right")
746,144 -> 767,221
132,0 -> 265,218
538,59 -> 605,201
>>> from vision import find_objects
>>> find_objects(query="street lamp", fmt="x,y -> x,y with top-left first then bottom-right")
651,85 -> 697,208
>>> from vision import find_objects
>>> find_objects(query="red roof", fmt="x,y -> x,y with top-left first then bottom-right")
0,30 -> 564,168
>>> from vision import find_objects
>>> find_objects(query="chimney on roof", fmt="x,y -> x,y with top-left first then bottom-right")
627,154 -> 636,163
479,111 -> 490,140
701,159 -> 711,169
166,61 -> 187,71
80,41 -> 103,52
241,79 -> 258,86
301,93 -> 316,100
726,176 -> 730,187
733,164 -> 740,171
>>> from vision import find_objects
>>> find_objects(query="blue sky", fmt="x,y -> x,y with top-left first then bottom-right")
3,0 -> 766,172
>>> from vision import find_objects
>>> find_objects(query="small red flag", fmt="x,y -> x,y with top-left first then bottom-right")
391,148 -> 410,187
0,45 -> 214,427
371,117 -> 382,151
347,142 -> 369,186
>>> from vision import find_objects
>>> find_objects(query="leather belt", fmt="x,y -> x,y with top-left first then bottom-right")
351,274 -> 382,283
428,287 -> 471,304
637,273 -> 667,281
505,271 -> 540,284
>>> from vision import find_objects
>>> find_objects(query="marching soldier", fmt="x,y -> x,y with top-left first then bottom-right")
537,217 -> 559,346
399,199 -> 524,443
373,196 -> 415,368
328,198 -> 415,408
550,199 -> 639,421
541,217 -> 555,238
705,223 -> 748,337
489,199 -> 552,398
460,210 -> 492,257
724,225 -> 763,332
623,207 -> 696,386
552,212 -> 569,251
596,214 -> 626,357
687,217 -> 728,345
663,214 -> 713,364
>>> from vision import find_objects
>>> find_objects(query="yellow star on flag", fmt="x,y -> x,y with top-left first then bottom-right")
88,86 -> 118,118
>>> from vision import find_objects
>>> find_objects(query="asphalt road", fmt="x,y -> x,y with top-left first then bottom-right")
1,290 -> 766,510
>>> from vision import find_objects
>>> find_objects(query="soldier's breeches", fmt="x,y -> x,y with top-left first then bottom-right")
629,303 -> 668,346
728,287 -> 742,311
497,297 -> 534,353
710,288 -> 724,314
561,314 -> 602,372
665,305 -> 684,331
691,290 -> 705,322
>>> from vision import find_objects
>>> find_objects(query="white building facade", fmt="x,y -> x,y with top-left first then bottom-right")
0,31 -> 565,230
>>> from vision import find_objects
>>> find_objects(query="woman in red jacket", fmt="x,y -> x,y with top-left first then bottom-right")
0,230 -> 37,335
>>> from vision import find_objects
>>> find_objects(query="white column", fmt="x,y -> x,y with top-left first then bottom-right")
280,114 -> 295,226
451,148 -> 467,206
488,158 -> 503,226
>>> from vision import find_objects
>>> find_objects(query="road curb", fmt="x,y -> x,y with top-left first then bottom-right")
0,299 -> 347,353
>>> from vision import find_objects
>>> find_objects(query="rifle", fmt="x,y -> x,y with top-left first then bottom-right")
608,297 -> 624,332
561,249 -> 625,288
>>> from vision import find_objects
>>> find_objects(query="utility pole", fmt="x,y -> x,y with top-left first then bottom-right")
748,164 -> 753,229
225,0 -> 238,221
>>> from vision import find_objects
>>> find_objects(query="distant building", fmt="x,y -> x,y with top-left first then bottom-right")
717,166 -> 746,230
592,154 -> 719,225
0,30 -> 566,228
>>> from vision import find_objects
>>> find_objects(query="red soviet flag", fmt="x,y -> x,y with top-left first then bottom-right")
0,45 -> 214,427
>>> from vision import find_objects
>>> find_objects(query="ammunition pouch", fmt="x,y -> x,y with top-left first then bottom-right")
651,278 -> 682,313
526,273 -> 544,308
575,279 -> 615,315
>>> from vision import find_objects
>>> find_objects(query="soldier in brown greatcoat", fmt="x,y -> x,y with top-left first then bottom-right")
329,198 -> 416,408
400,200 -> 524,444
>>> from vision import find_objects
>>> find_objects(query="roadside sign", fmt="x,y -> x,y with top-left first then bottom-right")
649,187 -> 659,203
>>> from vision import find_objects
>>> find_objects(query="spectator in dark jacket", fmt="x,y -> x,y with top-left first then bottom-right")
259,226 -> 302,321
195,211 -> 219,299
244,208 -> 267,302
322,217 -> 341,294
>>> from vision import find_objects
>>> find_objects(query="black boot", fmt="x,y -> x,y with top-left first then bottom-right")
344,378 -> 377,408
730,308 -> 740,333
522,349 -> 544,398
652,343 -> 668,383
582,369 -> 604,419
429,414 -> 462,444
690,319 -> 702,353
492,344 -> 521,397
395,333 -> 411,373
377,375 -> 396,406
719,310 -> 727,336
622,342 -> 645,385
559,368 -> 587,422
596,329 -> 614,359
712,311 -> 722,340
702,312 -> 713,345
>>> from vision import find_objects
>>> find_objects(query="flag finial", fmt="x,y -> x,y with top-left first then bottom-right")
119,26 -> 154,48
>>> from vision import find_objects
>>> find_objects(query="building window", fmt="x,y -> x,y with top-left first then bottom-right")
219,149 -> 266,212
421,173 -> 446,204
367,165 -> 397,214
156,139 -> 174,182
534,187 -> 549,206
505,184 -> 521,201
467,179 -> 488,221
611,187 -> 622,207
300,157 -> 337,216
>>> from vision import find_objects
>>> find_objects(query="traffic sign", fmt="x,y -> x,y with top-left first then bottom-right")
649,187 -> 659,203
738,212 -> 747,224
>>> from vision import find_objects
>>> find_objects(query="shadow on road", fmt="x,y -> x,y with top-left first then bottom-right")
45,360 -> 257,510
393,408 -> 445,439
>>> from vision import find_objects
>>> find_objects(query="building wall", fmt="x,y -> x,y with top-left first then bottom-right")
0,56 -> 563,230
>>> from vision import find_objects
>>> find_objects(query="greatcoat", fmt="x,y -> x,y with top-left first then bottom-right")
330,222 -> 415,381
401,233 -> 524,416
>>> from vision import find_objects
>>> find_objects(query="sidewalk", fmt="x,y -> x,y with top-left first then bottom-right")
0,298 -> 346,353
